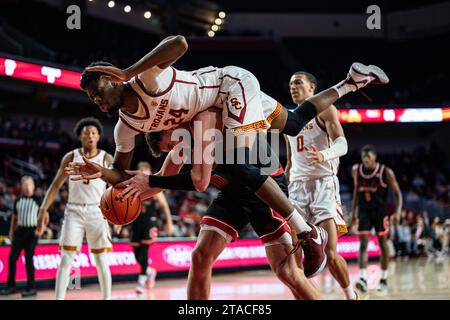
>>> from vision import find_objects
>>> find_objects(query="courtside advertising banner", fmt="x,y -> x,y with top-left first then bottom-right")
0,236 -> 380,283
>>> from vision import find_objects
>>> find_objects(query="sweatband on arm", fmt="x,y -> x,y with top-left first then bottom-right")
148,171 -> 196,191
320,136 -> 348,161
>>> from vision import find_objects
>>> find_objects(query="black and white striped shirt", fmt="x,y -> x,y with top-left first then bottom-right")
14,196 -> 41,227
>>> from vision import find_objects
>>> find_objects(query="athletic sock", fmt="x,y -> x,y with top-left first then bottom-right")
138,274 -> 147,286
332,79 -> 355,98
55,250 -> 76,300
93,253 -> 112,300
359,269 -> 367,280
286,209 -> 312,234
381,269 -> 388,280
343,285 -> 356,300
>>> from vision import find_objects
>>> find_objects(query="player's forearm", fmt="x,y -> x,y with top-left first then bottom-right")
125,35 -> 188,77
40,181 -> 63,211
148,171 -> 196,191
141,188 -> 163,200
320,136 -> 348,161
394,191 -> 403,214
101,167 -> 131,185
163,208 -> 173,224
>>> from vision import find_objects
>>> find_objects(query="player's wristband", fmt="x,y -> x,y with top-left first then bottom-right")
148,172 -> 196,191
320,136 -> 348,161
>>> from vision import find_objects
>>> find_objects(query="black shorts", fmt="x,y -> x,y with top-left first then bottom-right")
358,207 -> 389,237
201,173 -> 291,244
130,216 -> 156,246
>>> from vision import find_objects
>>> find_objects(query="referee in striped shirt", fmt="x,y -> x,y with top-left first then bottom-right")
0,176 -> 41,297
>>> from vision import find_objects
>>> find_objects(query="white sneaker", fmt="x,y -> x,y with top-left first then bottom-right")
336,62 -> 389,101
377,279 -> 388,292
136,283 -> 145,294
348,62 -> 389,88
145,267 -> 157,289
355,278 -> 368,293
136,274 -> 147,294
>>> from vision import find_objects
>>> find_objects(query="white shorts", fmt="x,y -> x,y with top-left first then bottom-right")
59,203 -> 113,253
289,176 -> 348,236
220,66 -> 282,135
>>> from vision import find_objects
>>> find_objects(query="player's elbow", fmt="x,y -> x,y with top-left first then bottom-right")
191,172 -> 210,192
174,35 -> 188,53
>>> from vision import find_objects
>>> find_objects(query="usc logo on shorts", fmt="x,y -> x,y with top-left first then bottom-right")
230,98 -> 242,109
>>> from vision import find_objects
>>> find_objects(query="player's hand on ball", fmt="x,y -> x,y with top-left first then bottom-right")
116,170 -> 150,201
305,145 -> 324,165
85,65 -> 130,83
65,156 -> 103,180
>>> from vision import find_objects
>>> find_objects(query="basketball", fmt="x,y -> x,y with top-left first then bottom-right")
100,186 -> 141,225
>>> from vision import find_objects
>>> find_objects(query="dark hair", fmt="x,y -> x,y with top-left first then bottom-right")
80,61 -> 115,90
145,132 -> 164,157
361,144 -> 377,156
73,117 -> 103,137
293,71 -> 318,92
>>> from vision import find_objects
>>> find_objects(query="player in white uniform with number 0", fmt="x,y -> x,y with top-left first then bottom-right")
37,117 -> 114,300
284,71 -> 357,300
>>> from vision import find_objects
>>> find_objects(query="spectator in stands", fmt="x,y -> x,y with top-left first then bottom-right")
411,215 -> 430,257
429,217 -> 446,261
0,196 -> 13,244
397,218 -> 412,259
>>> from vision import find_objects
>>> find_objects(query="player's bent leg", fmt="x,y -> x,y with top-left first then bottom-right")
55,249 -> 77,300
318,219 -> 356,300
187,227 -> 230,300
264,233 -> 321,300
280,63 -> 389,136
92,251 -> 112,300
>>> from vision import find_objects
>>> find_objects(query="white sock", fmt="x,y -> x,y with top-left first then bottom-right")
381,269 -> 388,280
359,269 -> 367,280
55,250 -> 76,300
138,274 -> 147,286
342,285 -> 356,300
332,79 -> 355,98
286,209 -> 311,234
93,253 -> 112,300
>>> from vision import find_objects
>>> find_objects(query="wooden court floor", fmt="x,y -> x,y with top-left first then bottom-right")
2,257 -> 449,300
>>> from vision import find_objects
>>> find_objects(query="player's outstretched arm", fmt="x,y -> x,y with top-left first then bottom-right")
85,35 -> 188,82
118,148 -> 186,201
65,150 -> 134,185
37,152 -> 72,234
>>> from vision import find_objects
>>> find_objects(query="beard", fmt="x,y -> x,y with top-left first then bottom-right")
106,103 -> 121,117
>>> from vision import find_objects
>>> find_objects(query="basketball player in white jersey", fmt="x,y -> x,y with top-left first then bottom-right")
36,117 -> 114,300
284,71 -> 357,300
67,35 -> 389,278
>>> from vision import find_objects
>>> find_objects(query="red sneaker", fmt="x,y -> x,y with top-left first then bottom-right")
298,224 -> 328,278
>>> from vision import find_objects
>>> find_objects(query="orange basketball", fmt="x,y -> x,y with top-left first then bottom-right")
100,186 -> 141,225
